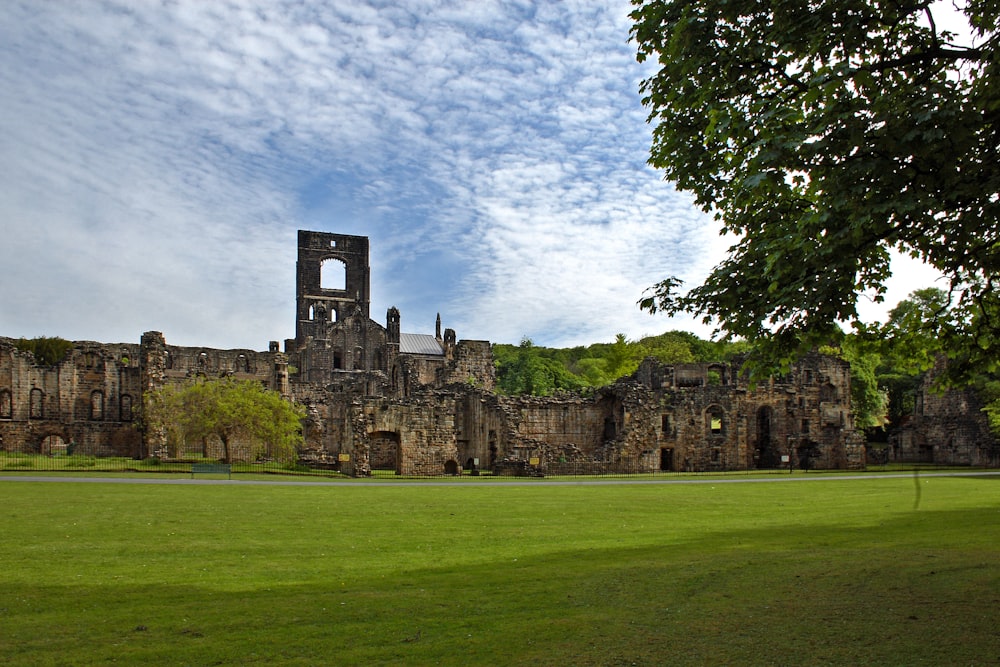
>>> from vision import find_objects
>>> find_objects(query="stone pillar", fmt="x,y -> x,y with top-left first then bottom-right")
139,331 -> 168,459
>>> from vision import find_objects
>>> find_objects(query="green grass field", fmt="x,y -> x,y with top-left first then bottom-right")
1,474 -> 997,665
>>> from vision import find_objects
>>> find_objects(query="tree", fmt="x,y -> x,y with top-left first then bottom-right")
631,0 -> 999,383
879,287 -> 952,375
820,338 -> 888,430
145,378 -> 305,463
494,338 -> 587,396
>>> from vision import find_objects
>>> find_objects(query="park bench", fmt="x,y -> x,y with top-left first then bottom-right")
191,462 -> 232,479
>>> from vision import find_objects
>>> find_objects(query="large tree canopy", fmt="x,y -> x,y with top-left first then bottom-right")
145,378 -> 305,463
631,0 -> 999,382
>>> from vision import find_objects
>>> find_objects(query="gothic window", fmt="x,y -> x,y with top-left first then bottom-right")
30,388 -> 43,419
165,351 -> 173,369
90,390 -> 104,420
0,390 -> 11,419
237,354 -> 249,373
120,394 -> 133,422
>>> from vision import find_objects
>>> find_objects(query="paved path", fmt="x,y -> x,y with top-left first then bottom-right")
1,470 -> 998,487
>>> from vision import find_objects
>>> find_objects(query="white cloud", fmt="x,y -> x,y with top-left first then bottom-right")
0,0 -> 939,353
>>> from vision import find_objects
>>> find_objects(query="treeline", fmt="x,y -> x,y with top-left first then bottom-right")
492,331 -> 749,397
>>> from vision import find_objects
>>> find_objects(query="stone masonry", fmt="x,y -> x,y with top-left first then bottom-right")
0,229 -> 933,475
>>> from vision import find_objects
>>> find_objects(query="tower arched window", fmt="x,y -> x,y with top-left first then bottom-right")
321,258 -> 347,290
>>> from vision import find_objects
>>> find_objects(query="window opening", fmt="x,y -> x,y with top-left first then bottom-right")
90,391 -> 104,420
706,406 -> 725,435
30,388 -> 43,419
320,258 -> 347,290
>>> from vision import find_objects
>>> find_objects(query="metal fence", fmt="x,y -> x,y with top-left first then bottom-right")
0,450 -> 985,480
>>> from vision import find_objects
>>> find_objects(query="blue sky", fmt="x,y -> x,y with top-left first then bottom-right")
0,1 -> 941,351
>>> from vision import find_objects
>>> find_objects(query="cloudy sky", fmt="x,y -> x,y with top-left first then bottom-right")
0,1 -> 940,351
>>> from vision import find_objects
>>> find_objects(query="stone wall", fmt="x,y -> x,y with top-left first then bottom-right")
891,362 -> 1000,466
0,337 -> 143,456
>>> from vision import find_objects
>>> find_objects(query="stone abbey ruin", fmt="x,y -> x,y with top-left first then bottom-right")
2,230 -> 995,474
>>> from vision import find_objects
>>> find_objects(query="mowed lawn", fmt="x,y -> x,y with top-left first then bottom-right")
1,475 -> 998,665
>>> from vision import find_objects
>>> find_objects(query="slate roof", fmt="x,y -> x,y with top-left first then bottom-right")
399,333 -> 444,356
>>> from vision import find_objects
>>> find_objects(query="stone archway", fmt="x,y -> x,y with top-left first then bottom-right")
369,431 -> 401,472
39,432 -> 69,456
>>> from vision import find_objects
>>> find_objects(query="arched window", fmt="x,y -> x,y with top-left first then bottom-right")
120,394 -> 133,422
90,390 -> 104,421
321,258 -> 347,290
0,390 -> 12,419
30,388 -> 44,419
706,405 -> 725,436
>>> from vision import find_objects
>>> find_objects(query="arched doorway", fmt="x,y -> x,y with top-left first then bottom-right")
659,447 -> 674,472
40,434 -> 68,456
444,459 -> 459,475
369,431 -> 400,473
756,406 -> 780,468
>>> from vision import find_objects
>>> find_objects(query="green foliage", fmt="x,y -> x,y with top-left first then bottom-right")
631,0 -> 1000,384
877,288 -> 952,376
144,378 -> 305,463
15,336 -> 74,366
821,338 -> 887,430
494,338 -> 588,396
494,331 -> 745,395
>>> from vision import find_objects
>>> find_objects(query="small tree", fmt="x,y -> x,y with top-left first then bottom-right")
145,378 -> 305,463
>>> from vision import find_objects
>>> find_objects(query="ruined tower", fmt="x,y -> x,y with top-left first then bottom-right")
295,230 -> 371,345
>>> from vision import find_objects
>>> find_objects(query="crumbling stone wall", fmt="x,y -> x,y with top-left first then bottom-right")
0,337 -> 143,456
437,340 -> 496,392
892,361 -> 999,466
497,393 -> 608,462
